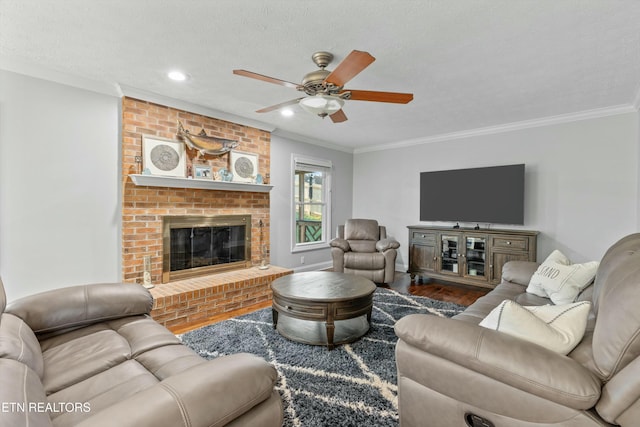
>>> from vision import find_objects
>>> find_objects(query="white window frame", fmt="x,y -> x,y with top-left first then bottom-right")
291,154 -> 332,253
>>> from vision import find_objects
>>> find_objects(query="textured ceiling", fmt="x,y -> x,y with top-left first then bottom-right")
2,1 -> 640,151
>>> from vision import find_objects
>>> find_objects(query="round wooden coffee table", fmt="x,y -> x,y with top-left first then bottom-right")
271,271 -> 376,350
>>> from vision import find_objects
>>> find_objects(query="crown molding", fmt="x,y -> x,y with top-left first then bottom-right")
354,104 -> 638,154
0,56 -> 276,133
4,54 -> 637,153
0,55 -> 122,97
271,129 -> 354,154
119,85 -> 276,133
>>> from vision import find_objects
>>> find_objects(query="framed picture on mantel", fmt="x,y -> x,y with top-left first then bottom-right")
193,162 -> 213,180
142,136 -> 186,178
230,151 -> 258,183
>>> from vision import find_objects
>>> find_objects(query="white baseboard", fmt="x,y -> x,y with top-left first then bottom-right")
396,262 -> 408,274
292,261 -> 333,273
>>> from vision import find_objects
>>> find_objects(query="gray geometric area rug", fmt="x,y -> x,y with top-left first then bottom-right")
179,287 -> 465,427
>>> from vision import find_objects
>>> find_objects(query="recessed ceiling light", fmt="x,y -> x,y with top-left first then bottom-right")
281,109 -> 294,117
168,71 -> 188,81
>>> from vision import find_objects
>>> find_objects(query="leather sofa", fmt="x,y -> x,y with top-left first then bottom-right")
0,279 -> 282,427
394,233 -> 640,427
330,218 -> 400,284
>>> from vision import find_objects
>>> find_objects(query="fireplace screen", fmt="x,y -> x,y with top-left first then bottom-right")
163,215 -> 251,282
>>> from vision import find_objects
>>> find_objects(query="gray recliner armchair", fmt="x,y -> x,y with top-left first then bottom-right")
330,219 -> 399,284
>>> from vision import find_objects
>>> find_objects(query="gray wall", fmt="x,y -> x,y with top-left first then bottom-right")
353,112 -> 639,269
270,134 -> 353,271
2,68 -> 638,299
0,70 -> 121,300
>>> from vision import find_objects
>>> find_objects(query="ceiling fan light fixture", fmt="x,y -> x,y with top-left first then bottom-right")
299,94 -> 344,117
234,49 -> 413,124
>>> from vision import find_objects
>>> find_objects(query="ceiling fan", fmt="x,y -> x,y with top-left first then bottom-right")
233,50 -> 413,123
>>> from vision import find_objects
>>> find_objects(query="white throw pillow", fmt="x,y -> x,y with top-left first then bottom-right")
526,250 -> 571,298
479,300 -> 591,355
526,250 -> 598,304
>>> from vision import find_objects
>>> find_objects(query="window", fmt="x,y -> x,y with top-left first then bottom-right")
292,155 -> 332,252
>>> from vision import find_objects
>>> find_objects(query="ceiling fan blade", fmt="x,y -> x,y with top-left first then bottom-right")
256,98 -> 304,113
345,89 -> 414,104
233,69 -> 300,89
324,50 -> 375,87
330,109 -> 348,123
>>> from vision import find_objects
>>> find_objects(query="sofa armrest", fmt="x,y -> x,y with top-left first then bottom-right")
329,238 -> 350,252
376,238 -> 400,252
74,353 -> 280,427
0,359 -> 53,427
501,260 -> 539,286
6,283 -> 153,335
597,354 -> 640,424
395,314 -> 601,409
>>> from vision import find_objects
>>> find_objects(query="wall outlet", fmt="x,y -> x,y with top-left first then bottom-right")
300,256 -> 305,264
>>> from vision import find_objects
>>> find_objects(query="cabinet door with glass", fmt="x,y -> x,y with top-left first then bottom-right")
463,235 -> 487,280
439,234 -> 460,275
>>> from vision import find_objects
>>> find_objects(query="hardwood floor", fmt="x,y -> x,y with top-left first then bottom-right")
383,272 -> 489,306
173,271 -> 488,334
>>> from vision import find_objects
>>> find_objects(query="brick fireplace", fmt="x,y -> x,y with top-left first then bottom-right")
121,97 -> 291,330
122,97 -> 271,284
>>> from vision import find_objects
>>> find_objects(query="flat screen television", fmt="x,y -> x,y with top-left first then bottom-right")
420,164 -> 525,225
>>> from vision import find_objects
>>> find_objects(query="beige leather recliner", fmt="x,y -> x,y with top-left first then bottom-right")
394,232 -> 640,427
0,278 -> 282,427
330,218 -> 400,284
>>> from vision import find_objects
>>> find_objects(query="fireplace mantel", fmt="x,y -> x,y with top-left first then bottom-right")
122,98 -> 272,285
129,174 -> 273,193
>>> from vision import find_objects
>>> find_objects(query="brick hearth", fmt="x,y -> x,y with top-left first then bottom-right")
150,266 -> 292,331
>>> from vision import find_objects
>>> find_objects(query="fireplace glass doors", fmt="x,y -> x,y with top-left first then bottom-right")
162,215 -> 251,282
